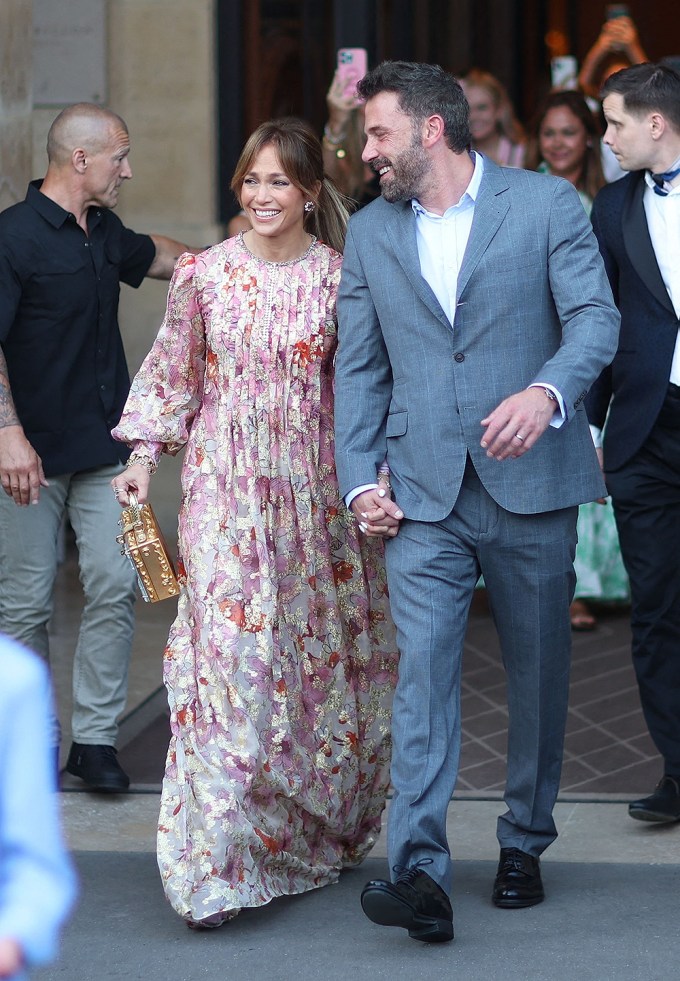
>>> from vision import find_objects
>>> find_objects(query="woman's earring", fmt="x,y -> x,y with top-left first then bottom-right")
304,201 -> 315,213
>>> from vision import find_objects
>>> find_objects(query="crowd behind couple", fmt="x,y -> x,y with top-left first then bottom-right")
2,22 -> 680,978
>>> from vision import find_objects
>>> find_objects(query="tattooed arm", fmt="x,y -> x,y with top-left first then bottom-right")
0,348 -> 48,506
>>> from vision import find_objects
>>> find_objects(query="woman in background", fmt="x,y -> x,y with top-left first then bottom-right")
524,89 -> 605,208
459,68 -> 525,166
321,67 -> 380,207
112,118 -> 397,927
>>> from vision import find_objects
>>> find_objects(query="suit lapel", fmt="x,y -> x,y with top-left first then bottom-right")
385,201 -> 452,329
456,159 -> 509,301
622,174 -> 675,316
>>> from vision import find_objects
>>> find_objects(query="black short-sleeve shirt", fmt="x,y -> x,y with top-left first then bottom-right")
0,181 -> 156,476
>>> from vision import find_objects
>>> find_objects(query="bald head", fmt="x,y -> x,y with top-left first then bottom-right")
46,103 -> 128,166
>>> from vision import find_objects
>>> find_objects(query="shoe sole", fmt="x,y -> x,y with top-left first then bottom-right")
64,767 -> 129,793
361,886 -> 454,942
492,894 -> 544,909
629,808 -> 680,823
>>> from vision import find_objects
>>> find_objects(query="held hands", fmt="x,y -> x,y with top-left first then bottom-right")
351,482 -> 403,539
0,425 -> 48,506
111,464 -> 151,507
480,387 -> 556,461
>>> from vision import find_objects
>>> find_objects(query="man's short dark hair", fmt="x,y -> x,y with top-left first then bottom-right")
601,63 -> 680,131
357,61 -> 471,153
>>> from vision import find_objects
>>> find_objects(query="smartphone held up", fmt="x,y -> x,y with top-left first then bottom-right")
336,48 -> 368,101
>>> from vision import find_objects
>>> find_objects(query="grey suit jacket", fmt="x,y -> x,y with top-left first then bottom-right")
334,158 -> 620,519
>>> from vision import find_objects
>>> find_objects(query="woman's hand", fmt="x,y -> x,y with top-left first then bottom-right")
111,464 -> 152,507
326,69 -> 361,133
326,69 -> 361,121
352,486 -> 403,539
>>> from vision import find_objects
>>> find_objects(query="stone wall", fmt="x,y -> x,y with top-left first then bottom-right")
0,0 -> 33,212
2,0 -> 220,526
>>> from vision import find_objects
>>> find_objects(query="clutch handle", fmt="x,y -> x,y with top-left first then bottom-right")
116,491 -> 145,540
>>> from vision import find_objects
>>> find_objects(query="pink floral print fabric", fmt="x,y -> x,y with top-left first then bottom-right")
113,235 -> 397,924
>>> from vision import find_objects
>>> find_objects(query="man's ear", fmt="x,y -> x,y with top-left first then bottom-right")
72,147 -> 88,173
422,114 -> 445,148
649,112 -> 668,141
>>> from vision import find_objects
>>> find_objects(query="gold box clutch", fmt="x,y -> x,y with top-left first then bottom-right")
116,493 -> 180,603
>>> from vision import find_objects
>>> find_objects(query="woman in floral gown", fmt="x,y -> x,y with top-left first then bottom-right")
111,119 -> 398,927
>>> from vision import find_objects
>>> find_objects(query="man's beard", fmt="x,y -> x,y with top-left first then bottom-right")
376,136 -> 430,202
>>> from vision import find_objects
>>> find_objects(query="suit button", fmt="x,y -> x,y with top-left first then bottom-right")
454,352 -> 465,362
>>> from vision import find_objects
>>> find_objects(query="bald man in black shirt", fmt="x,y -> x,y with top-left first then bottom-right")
0,103 -> 197,792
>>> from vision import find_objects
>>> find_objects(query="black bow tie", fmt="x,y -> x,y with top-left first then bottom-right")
651,167 -> 680,196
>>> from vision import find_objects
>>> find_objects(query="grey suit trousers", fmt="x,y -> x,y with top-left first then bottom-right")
384,457 -> 577,893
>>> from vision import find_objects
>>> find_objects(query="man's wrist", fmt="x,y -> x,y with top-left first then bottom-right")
345,483 -> 378,510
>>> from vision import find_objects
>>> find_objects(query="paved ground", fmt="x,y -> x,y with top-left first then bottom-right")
37,797 -> 680,981
40,540 -> 680,980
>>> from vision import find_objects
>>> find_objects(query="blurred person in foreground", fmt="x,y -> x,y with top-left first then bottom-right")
334,60 -> 619,944
0,635 -> 76,980
525,89 -> 629,631
0,103 -> 198,793
111,118 -> 398,927
588,63 -> 680,823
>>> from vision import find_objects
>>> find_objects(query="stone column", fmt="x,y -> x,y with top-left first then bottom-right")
0,0 -> 33,211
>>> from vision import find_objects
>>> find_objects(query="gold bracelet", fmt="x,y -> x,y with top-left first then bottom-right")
127,452 -> 158,475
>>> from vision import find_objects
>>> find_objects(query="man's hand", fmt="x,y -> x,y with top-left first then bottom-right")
351,488 -> 403,539
0,425 -> 48,505
480,387 -> 556,461
0,937 -> 23,978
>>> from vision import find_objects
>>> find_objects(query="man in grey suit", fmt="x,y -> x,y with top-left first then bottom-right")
334,62 -> 620,944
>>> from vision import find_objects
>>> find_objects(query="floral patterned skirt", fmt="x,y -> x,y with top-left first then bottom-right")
156,501 -> 398,924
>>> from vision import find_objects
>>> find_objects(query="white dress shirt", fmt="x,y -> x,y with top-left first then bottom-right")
411,151 -> 483,324
643,170 -> 680,383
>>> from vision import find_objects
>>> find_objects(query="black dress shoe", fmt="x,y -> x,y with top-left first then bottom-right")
629,776 -> 680,823
360,861 -> 454,943
492,847 -> 544,908
65,742 -> 130,792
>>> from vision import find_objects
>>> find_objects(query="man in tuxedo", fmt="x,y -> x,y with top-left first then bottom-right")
334,61 -> 619,943
588,63 -> 680,825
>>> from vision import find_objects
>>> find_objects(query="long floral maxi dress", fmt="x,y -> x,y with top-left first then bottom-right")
113,235 -> 398,924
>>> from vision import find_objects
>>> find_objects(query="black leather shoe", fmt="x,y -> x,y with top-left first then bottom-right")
629,776 -> 680,823
492,847 -> 544,908
65,742 -> 130,792
360,861 -> 454,943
